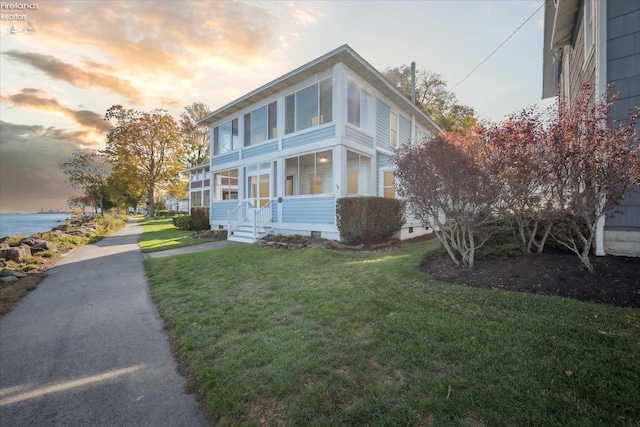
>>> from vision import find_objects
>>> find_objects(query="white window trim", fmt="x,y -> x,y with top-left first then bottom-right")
346,78 -> 373,134
379,167 -> 396,199
583,0 -> 595,68
244,101 -> 278,147
390,111 -> 399,148
284,78 -> 333,136
346,150 -> 372,196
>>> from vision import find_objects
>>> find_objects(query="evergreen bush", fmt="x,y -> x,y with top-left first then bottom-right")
191,207 -> 210,231
336,197 -> 405,245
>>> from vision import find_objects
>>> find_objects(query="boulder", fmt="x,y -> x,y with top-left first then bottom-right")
30,240 -> 58,254
0,245 -> 31,262
0,276 -> 18,285
0,268 -> 27,278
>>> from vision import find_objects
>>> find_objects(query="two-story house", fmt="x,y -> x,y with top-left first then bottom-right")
542,0 -> 640,256
199,45 -> 439,243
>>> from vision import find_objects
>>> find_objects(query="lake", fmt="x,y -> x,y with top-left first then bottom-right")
0,213 -> 71,238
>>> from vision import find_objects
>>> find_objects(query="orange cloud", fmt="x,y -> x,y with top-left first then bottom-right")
3,51 -> 144,104
32,0 -> 280,76
1,88 -> 112,134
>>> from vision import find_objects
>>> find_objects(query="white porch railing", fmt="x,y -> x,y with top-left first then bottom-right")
228,200 -> 249,236
253,200 -> 272,240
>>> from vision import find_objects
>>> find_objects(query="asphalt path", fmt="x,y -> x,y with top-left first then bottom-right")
0,220 -> 209,426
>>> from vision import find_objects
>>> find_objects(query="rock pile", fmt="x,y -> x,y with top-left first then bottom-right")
0,238 -> 58,262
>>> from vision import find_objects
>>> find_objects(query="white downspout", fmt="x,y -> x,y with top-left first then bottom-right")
594,0 -> 607,256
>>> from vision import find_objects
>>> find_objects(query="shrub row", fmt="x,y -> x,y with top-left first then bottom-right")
336,197 -> 405,245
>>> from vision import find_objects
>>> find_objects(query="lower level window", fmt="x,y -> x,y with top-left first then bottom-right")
346,151 -> 371,195
214,169 -> 238,200
285,150 -> 333,196
191,191 -> 202,207
382,170 -> 395,198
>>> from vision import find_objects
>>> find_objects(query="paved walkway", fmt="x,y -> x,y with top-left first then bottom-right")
0,220 -> 210,426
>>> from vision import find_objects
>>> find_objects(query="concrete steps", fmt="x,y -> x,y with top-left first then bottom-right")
228,224 -> 270,243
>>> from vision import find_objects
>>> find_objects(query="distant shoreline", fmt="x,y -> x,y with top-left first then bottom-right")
0,212 -> 72,239
1,212 -> 72,215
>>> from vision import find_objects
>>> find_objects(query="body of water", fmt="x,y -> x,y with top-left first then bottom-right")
0,213 -> 71,238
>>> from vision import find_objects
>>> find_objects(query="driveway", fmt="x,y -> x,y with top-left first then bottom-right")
0,220 -> 209,426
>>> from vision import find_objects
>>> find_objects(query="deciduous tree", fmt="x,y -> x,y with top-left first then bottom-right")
103,105 -> 185,217
59,150 -> 111,215
67,194 -> 94,214
384,65 -> 478,133
546,85 -> 640,273
181,102 -> 211,167
487,107 -> 554,254
394,130 -> 503,267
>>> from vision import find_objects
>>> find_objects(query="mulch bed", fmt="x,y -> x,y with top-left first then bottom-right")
422,251 -> 640,309
261,232 -> 639,309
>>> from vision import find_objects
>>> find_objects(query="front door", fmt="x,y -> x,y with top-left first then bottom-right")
246,163 -> 271,218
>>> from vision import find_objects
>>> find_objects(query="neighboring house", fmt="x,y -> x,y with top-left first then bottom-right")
182,162 -> 212,212
542,0 -> 640,256
163,194 -> 189,213
199,44 -> 439,243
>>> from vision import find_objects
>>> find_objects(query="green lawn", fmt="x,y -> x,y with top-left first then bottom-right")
137,218 -> 218,253
144,240 -> 640,426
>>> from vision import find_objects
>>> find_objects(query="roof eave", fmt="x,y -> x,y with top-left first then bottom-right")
550,0 -> 580,50
198,44 -> 441,136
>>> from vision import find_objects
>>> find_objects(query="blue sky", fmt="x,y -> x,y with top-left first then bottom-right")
0,0 -> 551,212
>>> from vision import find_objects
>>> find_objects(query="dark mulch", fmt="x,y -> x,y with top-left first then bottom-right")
422,251 -> 640,309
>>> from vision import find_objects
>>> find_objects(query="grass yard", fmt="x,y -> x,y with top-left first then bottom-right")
144,240 -> 640,426
138,218 -> 218,253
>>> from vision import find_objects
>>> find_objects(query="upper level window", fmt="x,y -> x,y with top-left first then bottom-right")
285,78 -> 332,134
213,118 -> 239,156
347,80 -> 372,132
584,0 -> 595,63
390,112 -> 398,147
416,128 -> 429,145
244,102 -> 277,147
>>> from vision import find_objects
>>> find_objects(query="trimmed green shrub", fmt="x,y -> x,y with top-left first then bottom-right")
156,210 -> 170,217
174,215 -> 194,230
191,207 -> 210,231
336,197 -> 405,245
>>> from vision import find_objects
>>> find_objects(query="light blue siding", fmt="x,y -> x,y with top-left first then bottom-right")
211,152 -> 240,167
399,115 -> 411,146
282,126 -> 335,150
376,99 -> 391,148
272,203 -> 279,223
345,126 -> 373,148
243,140 -> 278,159
282,197 -> 335,224
211,200 -> 238,221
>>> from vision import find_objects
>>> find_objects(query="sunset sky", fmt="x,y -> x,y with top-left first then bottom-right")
0,0 -> 551,213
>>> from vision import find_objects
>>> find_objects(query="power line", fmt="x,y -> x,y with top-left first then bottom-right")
451,2 -> 545,91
